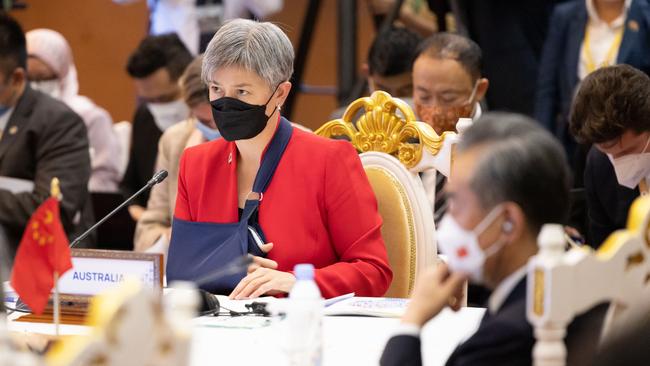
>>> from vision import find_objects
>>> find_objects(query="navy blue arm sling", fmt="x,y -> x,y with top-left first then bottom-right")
166,118 -> 293,294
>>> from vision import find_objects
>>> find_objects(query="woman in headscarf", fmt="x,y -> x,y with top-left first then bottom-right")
26,29 -> 122,192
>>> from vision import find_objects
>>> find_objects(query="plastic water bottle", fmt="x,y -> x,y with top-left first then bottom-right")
284,264 -> 323,366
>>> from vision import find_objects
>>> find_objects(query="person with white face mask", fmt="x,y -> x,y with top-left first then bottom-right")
134,56 -> 219,253
382,113 -> 607,366
570,64 -> 650,248
26,29 -> 122,193
0,15 -> 94,255
122,33 -> 192,222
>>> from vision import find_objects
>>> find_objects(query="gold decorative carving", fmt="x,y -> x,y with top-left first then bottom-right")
365,166 -> 417,294
533,269 -> 545,316
315,91 -> 451,168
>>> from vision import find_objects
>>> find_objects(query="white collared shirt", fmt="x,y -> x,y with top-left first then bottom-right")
578,0 -> 632,80
0,107 -> 14,140
487,265 -> 528,315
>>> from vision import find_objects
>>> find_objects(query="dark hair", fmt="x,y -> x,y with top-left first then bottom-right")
459,112 -> 571,234
0,12 -> 27,77
181,56 -> 208,108
126,33 -> 192,81
414,32 -> 482,81
367,27 -> 422,77
570,64 -> 650,144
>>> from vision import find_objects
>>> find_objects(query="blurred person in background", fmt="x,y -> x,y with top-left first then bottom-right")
0,14 -> 92,257
122,33 -> 192,222
532,0 -> 650,246
412,32 -> 487,136
366,0 -> 439,36
412,32 -> 488,243
26,28 -> 122,193
113,0 -> 284,54
535,0 -> 650,172
330,26 -> 422,119
134,55 -> 219,253
570,65 -> 650,248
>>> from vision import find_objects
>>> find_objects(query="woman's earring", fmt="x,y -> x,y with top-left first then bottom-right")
277,105 -> 282,111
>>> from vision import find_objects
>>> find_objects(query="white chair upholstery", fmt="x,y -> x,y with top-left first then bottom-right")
527,196 -> 650,366
316,91 -> 465,298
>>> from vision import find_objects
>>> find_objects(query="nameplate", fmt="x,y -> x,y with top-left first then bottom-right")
58,249 -> 164,296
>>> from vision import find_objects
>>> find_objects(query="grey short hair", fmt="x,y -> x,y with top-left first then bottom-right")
458,112 -> 571,234
202,19 -> 294,89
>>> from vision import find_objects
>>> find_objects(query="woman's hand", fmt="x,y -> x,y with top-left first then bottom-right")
401,264 -> 467,327
229,268 -> 296,299
128,204 -> 145,222
229,242 -> 297,299
247,243 -> 276,273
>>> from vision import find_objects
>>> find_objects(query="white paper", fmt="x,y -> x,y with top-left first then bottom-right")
323,297 -> 410,318
0,176 -> 34,194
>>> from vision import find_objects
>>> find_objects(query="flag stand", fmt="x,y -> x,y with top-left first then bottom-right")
53,271 -> 60,336
51,178 -> 61,337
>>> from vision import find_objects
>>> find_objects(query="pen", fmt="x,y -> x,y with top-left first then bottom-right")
325,292 -> 354,307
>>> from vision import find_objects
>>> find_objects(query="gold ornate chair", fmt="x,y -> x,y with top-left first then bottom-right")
316,91 -> 463,298
527,196 -> 650,366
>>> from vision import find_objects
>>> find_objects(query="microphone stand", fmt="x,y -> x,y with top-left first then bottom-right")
70,171 -> 167,248
195,256 -> 253,287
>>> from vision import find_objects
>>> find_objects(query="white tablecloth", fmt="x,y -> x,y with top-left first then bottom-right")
8,307 -> 484,366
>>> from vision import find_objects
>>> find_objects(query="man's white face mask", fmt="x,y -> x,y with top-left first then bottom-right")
607,135 -> 650,189
147,99 -> 189,132
31,80 -> 62,100
436,205 -> 510,284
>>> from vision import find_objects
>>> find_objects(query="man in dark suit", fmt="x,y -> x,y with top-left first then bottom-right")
0,13 -> 92,258
381,113 -> 577,366
570,65 -> 650,248
535,0 -> 650,167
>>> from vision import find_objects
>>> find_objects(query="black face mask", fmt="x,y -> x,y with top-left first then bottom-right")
210,86 -> 278,141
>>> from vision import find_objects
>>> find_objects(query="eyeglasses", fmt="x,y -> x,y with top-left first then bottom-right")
416,80 -> 480,108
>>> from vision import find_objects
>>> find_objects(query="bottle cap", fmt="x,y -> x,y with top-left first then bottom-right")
294,263 -> 315,281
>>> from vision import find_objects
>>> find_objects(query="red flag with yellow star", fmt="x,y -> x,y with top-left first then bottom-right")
10,197 -> 72,314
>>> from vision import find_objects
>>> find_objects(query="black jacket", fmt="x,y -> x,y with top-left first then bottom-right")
584,147 -> 639,248
0,87 -> 92,257
381,276 -> 606,366
119,103 -> 162,207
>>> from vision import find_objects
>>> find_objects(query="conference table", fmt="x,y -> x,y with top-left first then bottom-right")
7,305 -> 485,366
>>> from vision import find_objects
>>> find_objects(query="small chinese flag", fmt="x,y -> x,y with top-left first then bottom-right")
10,197 -> 72,314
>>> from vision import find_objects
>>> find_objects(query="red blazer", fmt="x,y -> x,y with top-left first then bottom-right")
174,124 -> 393,298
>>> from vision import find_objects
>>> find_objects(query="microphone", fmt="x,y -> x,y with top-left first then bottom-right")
148,170 -> 168,186
69,170 -> 168,248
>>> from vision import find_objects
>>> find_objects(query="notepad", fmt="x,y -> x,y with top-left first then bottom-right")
323,297 -> 409,318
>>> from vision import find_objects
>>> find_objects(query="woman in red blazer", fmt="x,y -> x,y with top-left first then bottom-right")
169,19 -> 392,299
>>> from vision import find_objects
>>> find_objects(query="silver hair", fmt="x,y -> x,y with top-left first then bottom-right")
202,19 -> 294,89
458,112 -> 571,233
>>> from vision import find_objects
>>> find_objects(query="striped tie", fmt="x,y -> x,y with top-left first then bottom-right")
433,172 -> 447,226
420,170 -> 448,226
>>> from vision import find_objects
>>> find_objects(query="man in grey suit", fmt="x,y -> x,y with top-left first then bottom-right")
0,13 -> 92,258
